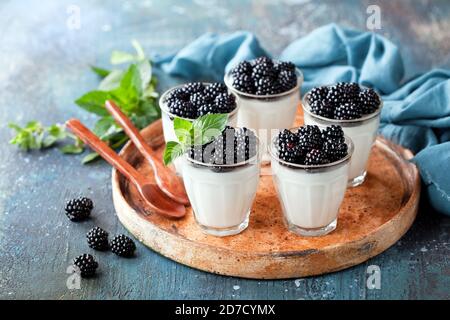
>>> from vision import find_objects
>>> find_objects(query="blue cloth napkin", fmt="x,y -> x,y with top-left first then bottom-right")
154,24 -> 450,216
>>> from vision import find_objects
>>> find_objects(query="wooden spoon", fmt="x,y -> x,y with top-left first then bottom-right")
66,119 -> 185,219
105,100 -> 189,205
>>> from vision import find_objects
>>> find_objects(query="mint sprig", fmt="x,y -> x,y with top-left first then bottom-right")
9,40 -> 161,164
163,113 -> 228,165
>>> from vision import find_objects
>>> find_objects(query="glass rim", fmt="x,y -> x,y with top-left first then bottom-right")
184,135 -> 262,169
224,66 -> 304,99
302,85 -> 383,124
268,127 -> 354,170
159,82 -> 240,121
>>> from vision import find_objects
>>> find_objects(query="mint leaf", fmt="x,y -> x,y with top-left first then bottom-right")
192,113 -> 228,145
163,141 -> 185,165
131,39 -> 145,61
59,144 -> 84,154
137,60 -> 152,92
75,90 -> 111,116
91,65 -> 110,78
98,69 -> 124,91
173,117 -> 193,144
82,152 -> 100,164
110,51 -> 137,65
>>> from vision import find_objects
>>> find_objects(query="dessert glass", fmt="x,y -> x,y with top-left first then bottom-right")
224,68 -> 303,161
269,133 -> 354,237
182,138 -> 261,237
159,84 -> 239,175
302,88 -> 382,187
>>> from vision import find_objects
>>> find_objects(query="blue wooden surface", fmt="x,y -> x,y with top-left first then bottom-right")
0,0 -> 449,300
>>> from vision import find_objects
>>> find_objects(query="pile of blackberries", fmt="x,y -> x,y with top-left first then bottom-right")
231,57 -> 298,95
165,82 -> 236,119
277,125 -> 348,165
189,126 -> 257,167
308,82 -> 380,120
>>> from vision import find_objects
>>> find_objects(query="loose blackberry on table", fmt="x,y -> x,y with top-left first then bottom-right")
307,83 -> 381,119
86,226 -> 109,251
64,197 -> 93,222
230,57 -> 298,95
276,125 -> 349,165
166,82 -> 236,119
110,234 -> 136,257
72,254 -> 98,278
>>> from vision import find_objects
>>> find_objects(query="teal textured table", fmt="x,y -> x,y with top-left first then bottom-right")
0,0 -> 449,299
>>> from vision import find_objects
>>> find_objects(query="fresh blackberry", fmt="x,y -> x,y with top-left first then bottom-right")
308,86 -> 329,104
326,85 -> 346,107
336,82 -> 360,99
276,61 -> 296,72
65,197 -> 93,222
214,93 -> 236,112
297,125 -> 323,153
254,77 -> 273,95
190,92 -> 208,108
181,82 -> 204,95
252,57 -> 276,79
168,100 -> 197,119
305,149 -> 329,165
277,129 -> 303,163
232,74 -> 255,94
334,102 -> 362,120
310,100 -> 333,118
321,125 -> 345,143
72,254 -> 98,278
197,103 -> 215,116
359,88 -> 380,114
204,83 -> 227,97
322,140 -> 348,162
166,87 -> 189,103
86,227 -> 109,251
110,234 -> 136,258
277,70 -> 297,92
231,61 -> 253,76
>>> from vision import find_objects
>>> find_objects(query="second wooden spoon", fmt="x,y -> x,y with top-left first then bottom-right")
105,100 -> 190,205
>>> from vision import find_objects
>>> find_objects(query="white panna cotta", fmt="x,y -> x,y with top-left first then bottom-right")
302,88 -> 382,187
159,84 -> 239,175
224,68 -> 303,161
269,133 -> 354,237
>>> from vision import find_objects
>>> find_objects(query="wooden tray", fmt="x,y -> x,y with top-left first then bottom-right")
111,117 -> 420,279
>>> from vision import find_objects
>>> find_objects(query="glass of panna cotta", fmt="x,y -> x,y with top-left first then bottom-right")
224,57 -> 303,161
159,82 -> 239,175
302,83 -> 382,187
269,125 -> 354,237
182,126 -> 261,237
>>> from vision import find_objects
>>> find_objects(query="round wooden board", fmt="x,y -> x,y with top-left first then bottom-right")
111,115 -> 420,279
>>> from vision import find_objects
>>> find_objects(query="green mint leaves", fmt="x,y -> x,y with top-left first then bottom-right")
163,113 -> 228,165
9,40 -> 161,164
8,122 -> 83,154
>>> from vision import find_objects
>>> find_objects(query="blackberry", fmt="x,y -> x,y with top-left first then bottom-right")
214,93 -> 236,112
65,197 -> 93,222
277,70 -> 297,92
166,87 -> 189,103
197,103 -> 216,116
297,125 -> 323,154
204,83 -> 227,97
181,82 -> 204,95
321,125 -> 345,143
72,254 -> 98,278
305,149 -> 329,165
231,61 -> 252,77
254,77 -> 273,95
310,100 -> 333,118
190,92 -> 208,108
277,129 -> 302,163
168,100 -> 197,119
252,57 -> 276,79
334,102 -> 362,120
232,74 -> 255,94
276,61 -> 296,72
336,82 -> 360,99
308,86 -> 328,104
110,234 -> 136,257
86,227 -> 109,251
326,85 -> 346,107
359,88 -> 380,114
322,140 -> 348,162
